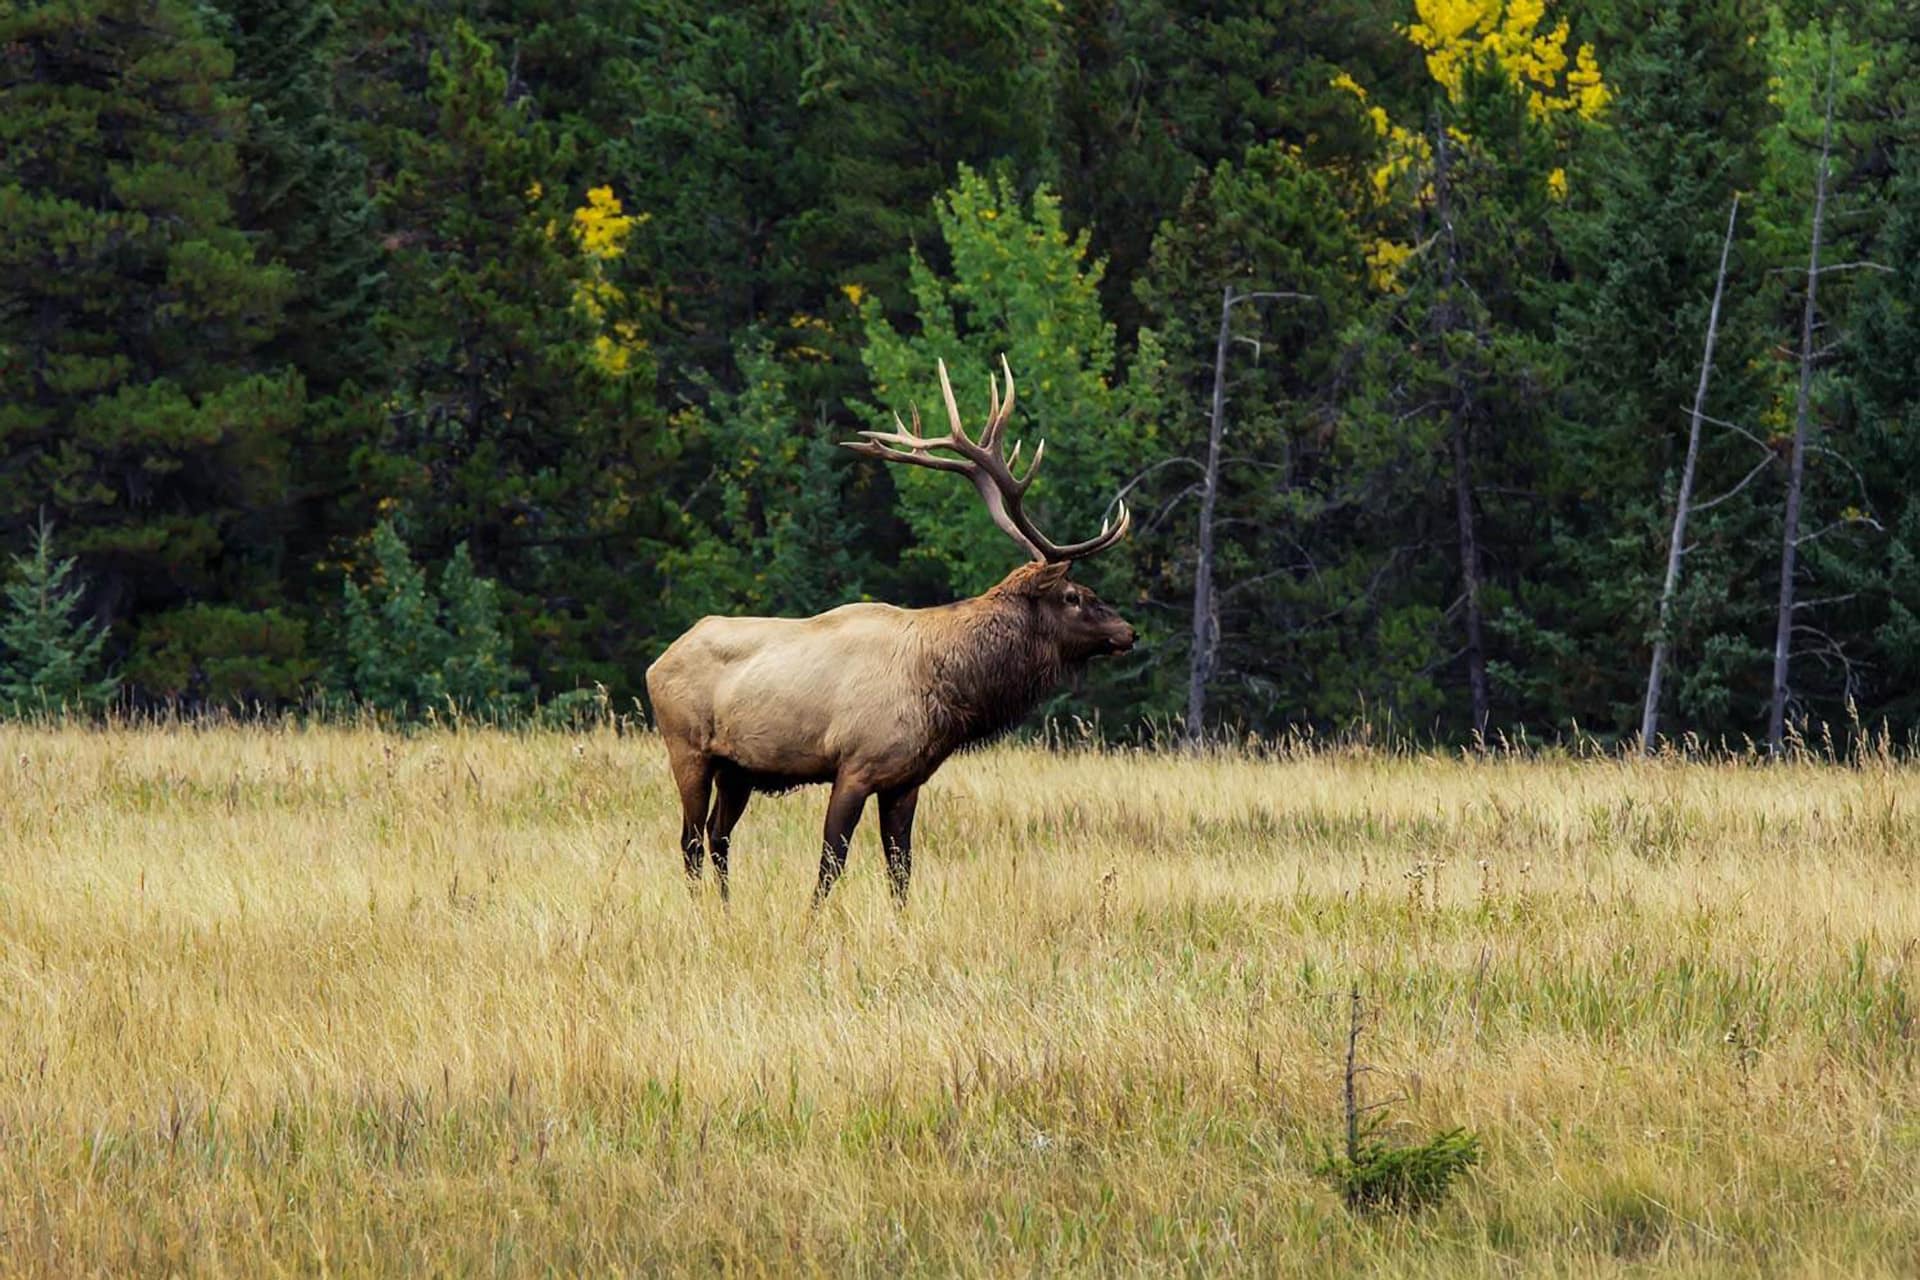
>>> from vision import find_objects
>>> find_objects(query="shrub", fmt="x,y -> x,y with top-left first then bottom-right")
336,521 -> 524,721
127,605 -> 320,707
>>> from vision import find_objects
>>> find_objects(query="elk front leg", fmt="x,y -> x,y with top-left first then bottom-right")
812,777 -> 871,907
878,785 -> 920,906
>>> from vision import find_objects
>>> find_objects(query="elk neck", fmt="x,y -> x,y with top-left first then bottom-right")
915,589 -> 1067,753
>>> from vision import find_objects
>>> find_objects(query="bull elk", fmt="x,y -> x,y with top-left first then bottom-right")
645,357 -> 1135,905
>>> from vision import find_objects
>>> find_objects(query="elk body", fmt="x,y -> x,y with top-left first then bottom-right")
645,358 -> 1135,905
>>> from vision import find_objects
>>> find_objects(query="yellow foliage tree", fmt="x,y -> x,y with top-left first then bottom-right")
1406,0 -> 1610,122
1331,0 -> 1609,289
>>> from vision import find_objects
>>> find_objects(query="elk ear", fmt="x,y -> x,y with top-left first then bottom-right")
1019,561 -> 1072,596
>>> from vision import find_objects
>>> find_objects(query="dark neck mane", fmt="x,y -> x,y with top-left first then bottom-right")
920,595 -> 1064,754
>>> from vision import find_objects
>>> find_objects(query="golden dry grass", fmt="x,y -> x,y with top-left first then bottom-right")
0,723 -> 1915,1276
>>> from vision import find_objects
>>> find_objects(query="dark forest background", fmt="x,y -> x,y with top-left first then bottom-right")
2,0 -> 1916,747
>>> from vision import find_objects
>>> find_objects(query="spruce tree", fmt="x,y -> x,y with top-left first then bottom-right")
1540,0 -> 1777,738
338,521 -> 523,720
0,520 -> 117,716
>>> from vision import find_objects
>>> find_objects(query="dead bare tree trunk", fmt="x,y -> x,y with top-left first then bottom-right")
1449,423 -> 1490,740
1183,288 -> 1315,749
1186,287 -> 1232,748
1641,195 -> 1741,756
1768,44 -> 1836,757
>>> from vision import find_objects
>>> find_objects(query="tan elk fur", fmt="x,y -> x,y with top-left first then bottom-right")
649,562 -> 1079,796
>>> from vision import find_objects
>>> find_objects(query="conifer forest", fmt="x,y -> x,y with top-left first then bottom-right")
3,0 -> 1917,749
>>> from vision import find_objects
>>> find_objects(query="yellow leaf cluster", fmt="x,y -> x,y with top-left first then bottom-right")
571,185 -> 640,261
564,185 -> 650,378
1405,0 -> 1609,122
1366,238 -> 1416,292
591,324 -> 646,377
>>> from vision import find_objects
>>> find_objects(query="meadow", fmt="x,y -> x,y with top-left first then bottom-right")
0,723 -> 1914,1276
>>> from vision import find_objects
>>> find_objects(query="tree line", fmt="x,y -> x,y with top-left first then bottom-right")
1,0 -> 1915,748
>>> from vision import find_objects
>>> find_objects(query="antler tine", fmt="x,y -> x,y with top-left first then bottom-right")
1020,438 -> 1045,489
935,358 -> 974,447
1057,499 -> 1131,558
979,354 -> 1017,452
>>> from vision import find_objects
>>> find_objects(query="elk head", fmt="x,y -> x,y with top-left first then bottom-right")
843,357 -> 1135,660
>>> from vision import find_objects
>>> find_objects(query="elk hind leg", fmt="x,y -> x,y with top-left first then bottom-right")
706,765 -> 752,903
878,785 -> 920,907
669,747 -> 714,886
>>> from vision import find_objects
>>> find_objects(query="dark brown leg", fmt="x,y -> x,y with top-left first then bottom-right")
812,777 -> 871,906
705,767 -> 751,903
878,785 -> 920,906
669,748 -> 714,886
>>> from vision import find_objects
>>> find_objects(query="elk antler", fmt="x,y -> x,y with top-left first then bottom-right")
843,356 -> 1131,564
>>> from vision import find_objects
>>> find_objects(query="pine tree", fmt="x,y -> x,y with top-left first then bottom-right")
212,0 -> 384,397
0,0 -> 300,630
0,520 -> 117,716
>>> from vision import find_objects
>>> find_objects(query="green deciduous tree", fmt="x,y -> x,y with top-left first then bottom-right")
857,168 -> 1152,601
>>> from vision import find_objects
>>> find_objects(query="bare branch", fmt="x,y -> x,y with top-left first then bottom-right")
1795,512 -> 1884,546
1145,484 -> 1200,534
1769,260 -> 1892,276
1683,407 -> 1775,454
1809,444 -> 1878,515
1691,455 -> 1776,513
1231,290 -> 1319,305
1793,593 -> 1858,611
1117,456 -> 1204,490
